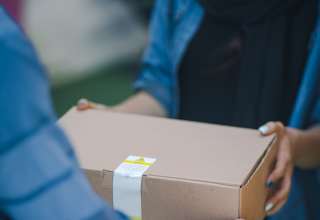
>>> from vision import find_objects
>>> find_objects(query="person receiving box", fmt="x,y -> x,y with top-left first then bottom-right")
78,0 -> 320,219
0,6 -> 130,220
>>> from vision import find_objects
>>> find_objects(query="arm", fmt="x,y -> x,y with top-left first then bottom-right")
78,92 -> 167,117
258,122 -> 320,216
112,92 -> 167,117
0,10 -> 127,220
289,126 -> 320,169
78,0 -> 173,117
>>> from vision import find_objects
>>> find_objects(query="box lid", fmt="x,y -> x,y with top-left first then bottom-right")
60,108 -> 273,186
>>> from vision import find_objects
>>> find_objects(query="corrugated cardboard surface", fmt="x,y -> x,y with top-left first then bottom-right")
60,108 -> 275,219
92,170 -> 239,220
240,138 -> 278,219
60,108 -> 273,186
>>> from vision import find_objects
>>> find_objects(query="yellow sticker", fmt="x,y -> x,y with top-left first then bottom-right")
113,155 -> 157,219
124,157 -> 154,166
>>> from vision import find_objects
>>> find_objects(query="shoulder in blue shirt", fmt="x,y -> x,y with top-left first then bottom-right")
0,7 -> 128,220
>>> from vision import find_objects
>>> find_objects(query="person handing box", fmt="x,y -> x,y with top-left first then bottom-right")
77,0 -> 320,218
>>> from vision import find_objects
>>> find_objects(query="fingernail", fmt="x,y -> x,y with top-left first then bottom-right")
265,202 -> 274,212
78,98 -> 88,105
259,125 -> 269,134
265,180 -> 274,188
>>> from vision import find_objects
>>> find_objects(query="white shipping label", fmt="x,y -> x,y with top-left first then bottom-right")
113,156 -> 156,219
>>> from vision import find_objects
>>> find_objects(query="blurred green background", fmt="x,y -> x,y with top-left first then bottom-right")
52,64 -> 136,116
48,1 -> 154,117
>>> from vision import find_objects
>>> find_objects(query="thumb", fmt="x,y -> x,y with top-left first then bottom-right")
258,121 -> 284,136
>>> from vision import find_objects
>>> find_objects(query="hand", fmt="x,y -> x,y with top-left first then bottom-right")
258,121 -> 298,215
77,98 -> 110,111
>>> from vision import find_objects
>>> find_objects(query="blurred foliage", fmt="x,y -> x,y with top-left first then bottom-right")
52,0 -> 156,117
140,0 -> 154,7
52,65 -> 135,116
126,0 -> 155,21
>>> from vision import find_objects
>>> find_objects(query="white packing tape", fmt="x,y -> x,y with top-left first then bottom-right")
113,155 -> 156,219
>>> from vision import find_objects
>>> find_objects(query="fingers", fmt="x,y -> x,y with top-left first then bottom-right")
260,121 -> 288,186
77,98 -> 109,111
77,98 -> 96,110
259,121 -> 293,215
259,121 -> 285,136
265,166 -> 292,215
266,199 -> 287,216
267,140 -> 291,184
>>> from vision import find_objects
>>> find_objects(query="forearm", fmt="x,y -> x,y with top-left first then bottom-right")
291,126 -> 320,169
0,123 -> 127,220
112,92 -> 167,117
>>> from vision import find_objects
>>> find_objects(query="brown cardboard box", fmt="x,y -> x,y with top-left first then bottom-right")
60,108 -> 277,220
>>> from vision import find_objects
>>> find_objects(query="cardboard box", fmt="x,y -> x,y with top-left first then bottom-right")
60,108 -> 277,220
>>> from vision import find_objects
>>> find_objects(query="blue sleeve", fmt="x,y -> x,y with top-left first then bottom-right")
0,8 -> 128,220
133,0 -> 175,116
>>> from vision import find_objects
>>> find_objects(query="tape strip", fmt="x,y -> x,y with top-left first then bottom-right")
113,155 -> 156,219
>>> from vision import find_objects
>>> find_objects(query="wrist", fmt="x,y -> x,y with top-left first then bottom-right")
287,127 -> 304,164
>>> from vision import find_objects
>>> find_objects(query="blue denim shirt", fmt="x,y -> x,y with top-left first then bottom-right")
135,0 -> 320,219
0,7 -> 128,220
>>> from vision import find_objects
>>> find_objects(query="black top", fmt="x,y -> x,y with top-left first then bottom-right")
178,0 -> 317,128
